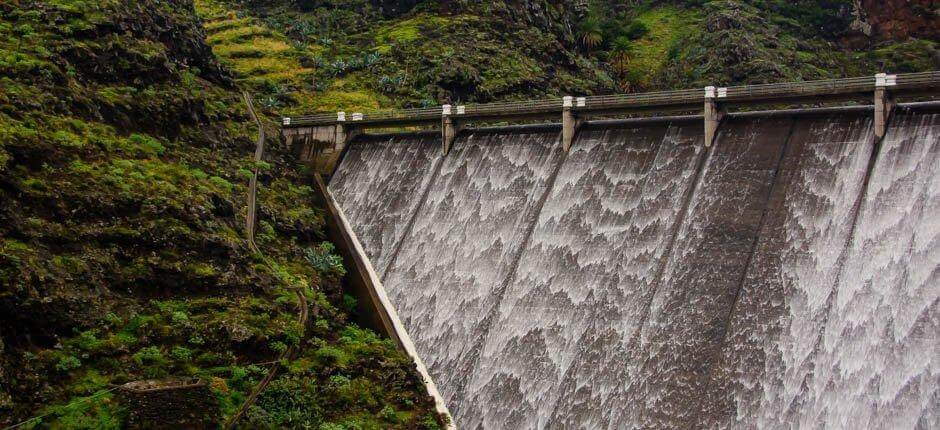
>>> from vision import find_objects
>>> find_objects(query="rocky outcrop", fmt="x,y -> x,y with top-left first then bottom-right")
860,0 -> 939,40
120,379 -> 219,429
26,0 -> 230,86
678,1 -> 799,84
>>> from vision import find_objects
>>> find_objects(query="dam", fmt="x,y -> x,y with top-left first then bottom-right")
291,74 -> 939,428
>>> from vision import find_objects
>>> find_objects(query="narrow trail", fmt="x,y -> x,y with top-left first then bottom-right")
224,93 -> 309,430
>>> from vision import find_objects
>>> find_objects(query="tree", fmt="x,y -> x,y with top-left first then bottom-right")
609,36 -> 635,91
578,16 -> 604,51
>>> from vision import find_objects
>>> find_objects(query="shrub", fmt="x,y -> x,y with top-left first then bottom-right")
171,310 -> 190,325
342,294 -> 357,313
304,242 -> 346,278
270,341 -> 288,353
315,345 -> 350,368
132,346 -> 164,365
127,133 -> 166,156
380,405 -> 401,423
171,346 -> 193,361
56,355 -> 82,372
622,21 -> 650,40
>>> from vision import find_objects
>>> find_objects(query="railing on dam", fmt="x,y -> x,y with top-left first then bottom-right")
283,71 -> 940,128
282,71 -> 940,166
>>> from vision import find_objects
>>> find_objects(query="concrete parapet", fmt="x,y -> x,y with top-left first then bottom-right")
562,96 -> 583,152
704,86 -> 726,147
874,73 -> 897,140
282,72 -> 937,155
442,104 -> 463,156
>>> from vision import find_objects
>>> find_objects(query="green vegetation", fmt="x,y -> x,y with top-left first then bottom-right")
0,1 -> 440,428
202,1 -> 610,108
657,0 -> 938,87
210,0 -> 936,114
196,0 -> 318,108
196,0 -> 390,114
373,15 -> 450,54
626,8 -> 698,89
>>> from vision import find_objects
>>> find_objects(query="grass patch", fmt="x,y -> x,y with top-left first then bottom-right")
204,17 -> 251,32
288,78 -> 389,114
227,56 -> 299,76
373,14 -> 459,54
626,7 -> 698,88
207,25 -> 274,44
196,0 -> 356,112
213,38 -> 293,58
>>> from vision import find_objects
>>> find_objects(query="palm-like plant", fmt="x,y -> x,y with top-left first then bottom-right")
610,36 -> 634,55
609,36 -> 635,91
578,16 -> 604,51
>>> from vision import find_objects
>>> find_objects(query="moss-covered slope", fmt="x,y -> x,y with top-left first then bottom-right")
0,1 -> 442,428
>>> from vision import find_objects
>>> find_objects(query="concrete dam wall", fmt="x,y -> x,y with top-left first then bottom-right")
327,105 -> 939,429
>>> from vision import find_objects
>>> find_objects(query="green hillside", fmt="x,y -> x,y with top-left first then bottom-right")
203,0 -> 938,114
0,1 -> 442,428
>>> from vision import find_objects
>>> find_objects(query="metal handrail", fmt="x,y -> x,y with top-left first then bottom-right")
723,76 -> 874,99
283,71 -> 940,128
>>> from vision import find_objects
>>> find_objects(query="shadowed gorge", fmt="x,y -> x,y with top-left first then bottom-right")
329,105 -> 939,428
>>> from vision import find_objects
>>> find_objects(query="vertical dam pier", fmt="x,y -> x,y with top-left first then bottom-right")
287,73 -> 940,429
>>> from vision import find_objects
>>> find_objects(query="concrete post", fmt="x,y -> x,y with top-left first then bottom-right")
704,86 -> 725,147
282,121 -> 295,147
874,73 -> 896,140
562,96 -> 582,152
441,104 -> 461,156
346,112 -> 364,144
335,111 -> 347,149
335,111 -> 361,149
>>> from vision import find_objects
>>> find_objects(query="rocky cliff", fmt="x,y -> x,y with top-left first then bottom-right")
0,1 -> 442,428
859,0 -> 938,41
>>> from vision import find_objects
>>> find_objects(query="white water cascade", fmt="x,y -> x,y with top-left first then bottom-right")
329,106 -> 939,429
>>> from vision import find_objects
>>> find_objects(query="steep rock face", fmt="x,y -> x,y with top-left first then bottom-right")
861,0 -> 939,41
2,0 -> 230,137
466,0 -> 579,43
0,1 -> 440,427
37,0 -> 228,86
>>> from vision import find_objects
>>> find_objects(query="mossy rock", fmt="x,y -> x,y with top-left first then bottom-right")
119,378 -> 219,429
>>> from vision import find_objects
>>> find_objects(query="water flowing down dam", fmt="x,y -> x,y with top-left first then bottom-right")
326,104 -> 939,429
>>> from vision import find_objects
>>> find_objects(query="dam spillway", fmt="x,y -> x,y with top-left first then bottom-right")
326,105 -> 939,429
